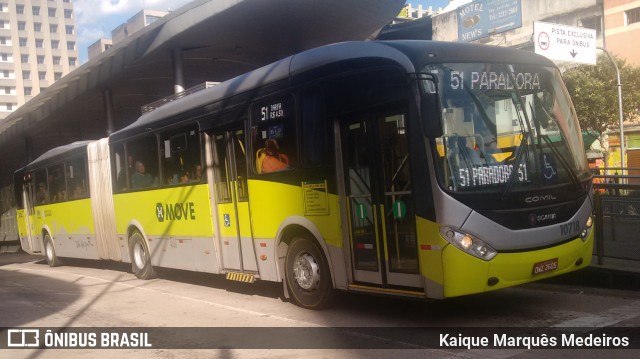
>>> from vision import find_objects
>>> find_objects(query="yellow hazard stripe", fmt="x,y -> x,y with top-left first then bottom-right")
225,272 -> 256,283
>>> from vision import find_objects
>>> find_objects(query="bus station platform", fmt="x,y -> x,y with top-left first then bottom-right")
541,256 -> 640,292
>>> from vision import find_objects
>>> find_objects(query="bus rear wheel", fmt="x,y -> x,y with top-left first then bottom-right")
129,232 -> 156,280
285,237 -> 333,309
44,234 -> 61,267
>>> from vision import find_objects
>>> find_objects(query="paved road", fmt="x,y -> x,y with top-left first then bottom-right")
1,253 -> 639,358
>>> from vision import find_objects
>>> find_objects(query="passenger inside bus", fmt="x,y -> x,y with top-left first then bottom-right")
71,183 -> 85,199
257,139 -> 289,173
179,170 -> 190,184
53,189 -> 66,202
36,182 -> 49,204
132,161 -> 156,189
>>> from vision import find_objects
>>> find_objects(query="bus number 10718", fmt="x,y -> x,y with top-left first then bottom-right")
559,220 -> 580,237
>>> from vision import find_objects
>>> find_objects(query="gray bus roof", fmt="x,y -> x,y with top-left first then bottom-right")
23,141 -> 94,171
110,40 -> 557,140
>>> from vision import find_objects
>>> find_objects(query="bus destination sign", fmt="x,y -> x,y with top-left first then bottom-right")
257,98 -> 290,121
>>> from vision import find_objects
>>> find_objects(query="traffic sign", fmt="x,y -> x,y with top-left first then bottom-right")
533,21 -> 596,65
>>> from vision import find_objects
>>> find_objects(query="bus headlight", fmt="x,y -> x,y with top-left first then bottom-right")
580,216 -> 593,241
440,227 -> 497,261
585,215 -> 593,228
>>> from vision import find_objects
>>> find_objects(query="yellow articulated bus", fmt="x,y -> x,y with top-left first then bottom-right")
16,40 -> 594,309
16,140 -> 120,265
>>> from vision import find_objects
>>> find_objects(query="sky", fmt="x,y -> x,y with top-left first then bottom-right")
73,0 -> 193,63
412,0 -> 450,11
73,0 -> 452,64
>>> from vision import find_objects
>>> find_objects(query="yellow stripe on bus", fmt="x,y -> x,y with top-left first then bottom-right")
225,272 -> 256,283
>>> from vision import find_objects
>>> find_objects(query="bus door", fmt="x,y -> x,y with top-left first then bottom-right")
210,125 -> 258,274
341,111 -> 422,289
22,177 -> 40,253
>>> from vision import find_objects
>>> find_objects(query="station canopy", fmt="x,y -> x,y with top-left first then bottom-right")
0,0 -> 405,185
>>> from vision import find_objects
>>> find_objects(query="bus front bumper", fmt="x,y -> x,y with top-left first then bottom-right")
441,229 -> 594,298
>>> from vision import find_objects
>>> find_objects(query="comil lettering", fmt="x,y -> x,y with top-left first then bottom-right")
524,194 -> 557,203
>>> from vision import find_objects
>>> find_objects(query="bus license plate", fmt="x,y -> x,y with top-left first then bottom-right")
532,258 -> 558,275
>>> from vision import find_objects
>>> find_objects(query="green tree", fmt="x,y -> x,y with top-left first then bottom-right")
563,54 -> 640,135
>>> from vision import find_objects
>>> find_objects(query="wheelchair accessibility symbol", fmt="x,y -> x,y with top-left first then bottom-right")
223,214 -> 231,227
541,154 -> 558,181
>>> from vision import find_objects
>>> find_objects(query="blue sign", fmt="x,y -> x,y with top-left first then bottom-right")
457,0 -> 522,42
540,154 -> 558,182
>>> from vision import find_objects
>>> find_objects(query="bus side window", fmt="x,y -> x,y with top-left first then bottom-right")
126,135 -> 159,190
112,143 -> 128,193
212,133 -> 232,203
47,164 -> 65,203
35,169 -> 49,204
300,89 -> 324,167
66,156 -> 87,200
252,96 -> 296,174
160,126 -> 202,186
234,128 -> 248,201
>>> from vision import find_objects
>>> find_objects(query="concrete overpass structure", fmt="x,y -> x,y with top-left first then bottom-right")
0,0 -> 405,187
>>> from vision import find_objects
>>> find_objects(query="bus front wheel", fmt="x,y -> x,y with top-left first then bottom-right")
129,232 -> 156,280
285,237 -> 333,309
44,234 -> 61,267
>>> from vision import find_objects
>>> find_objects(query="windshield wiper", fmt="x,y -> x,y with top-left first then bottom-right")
502,68 -> 535,200
502,131 -> 529,199
529,102 -> 583,191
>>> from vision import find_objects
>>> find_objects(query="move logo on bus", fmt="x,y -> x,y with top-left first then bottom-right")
156,202 -> 196,222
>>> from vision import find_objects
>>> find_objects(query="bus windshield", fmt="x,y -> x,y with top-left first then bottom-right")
423,62 -> 589,194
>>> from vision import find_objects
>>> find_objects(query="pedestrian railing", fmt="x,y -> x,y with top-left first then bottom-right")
592,168 -> 640,264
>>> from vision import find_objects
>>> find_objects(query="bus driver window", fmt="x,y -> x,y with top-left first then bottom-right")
252,97 -> 296,174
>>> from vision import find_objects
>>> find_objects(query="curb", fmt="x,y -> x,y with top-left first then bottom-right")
542,264 -> 640,292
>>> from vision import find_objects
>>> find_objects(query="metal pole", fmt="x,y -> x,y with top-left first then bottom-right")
172,48 -> 185,94
103,88 -> 114,135
594,191 -> 604,265
597,47 -> 625,175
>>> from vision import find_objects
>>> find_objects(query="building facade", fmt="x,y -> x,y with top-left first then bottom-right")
604,0 -> 640,66
87,38 -> 112,61
399,3 -> 439,20
432,0 -> 604,53
429,0 -> 640,174
111,9 -> 168,45
87,9 -> 168,60
602,1 -> 640,172
0,0 -> 78,121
